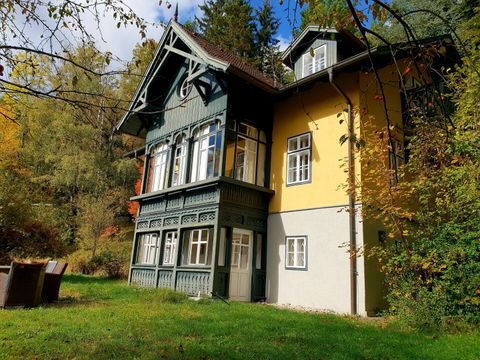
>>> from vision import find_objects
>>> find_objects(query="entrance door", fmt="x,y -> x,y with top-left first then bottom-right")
229,228 -> 253,301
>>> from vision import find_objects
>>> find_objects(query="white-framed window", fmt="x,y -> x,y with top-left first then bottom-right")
235,125 -> 258,184
182,228 -> 213,266
179,77 -> 193,98
172,134 -> 188,186
163,231 -> 178,265
191,121 -> 222,182
147,142 -> 169,192
302,45 -> 327,77
287,133 -> 311,185
136,233 -> 159,265
286,236 -> 307,269
225,122 -> 267,186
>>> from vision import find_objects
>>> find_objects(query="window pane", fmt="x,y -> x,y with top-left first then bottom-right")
287,252 -> 295,267
218,228 -> 226,266
298,238 -> 305,252
190,243 -> 198,264
287,239 -> 294,252
259,130 -> 267,143
198,243 -> 206,264
256,234 -> 262,270
299,134 -> 310,149
172,143 -> 186,186
225,132 -> 236,178
136,235 -> 145,264
288,137 -> 298,152
256,143 -> 266,187
240,244 -> 249,269
181,231 -> 190,265
315,46 -> 326,71
296,253 -> 305,267
214,132 -> 222,177
303,52 -> 314,76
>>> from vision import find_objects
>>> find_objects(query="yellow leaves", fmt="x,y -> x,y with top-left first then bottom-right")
0,106 -> 20,158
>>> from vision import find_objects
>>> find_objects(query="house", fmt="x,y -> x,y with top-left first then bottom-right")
116,22 -> 457,315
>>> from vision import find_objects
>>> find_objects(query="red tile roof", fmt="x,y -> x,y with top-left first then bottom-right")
179,24 -> 278,90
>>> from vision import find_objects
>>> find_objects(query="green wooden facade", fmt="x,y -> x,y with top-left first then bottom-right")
119,21 -> 274,301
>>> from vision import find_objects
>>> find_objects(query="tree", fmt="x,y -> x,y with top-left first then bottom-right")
196,0 -> 256,59
300,0 -> 365,33
0,0 -> 148,121
373,0 -> 480,42
254,0 -> 284,81
0,44 -> 138,264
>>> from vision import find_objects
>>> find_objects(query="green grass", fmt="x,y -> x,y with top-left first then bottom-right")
0,275 -> 479,360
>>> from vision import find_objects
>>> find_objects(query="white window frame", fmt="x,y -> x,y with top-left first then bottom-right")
136,233 -> 159,265
148,142 -> 169,192
302,45 -> 327,78
235,134 -> 257,184
172,135 -> 187,186
230,122 -> 267,186
287,133 -> 311,185
191,122 -> 221,182
187,228 -> 210,266
163,231 -> 177,265
285,236 -> 307,270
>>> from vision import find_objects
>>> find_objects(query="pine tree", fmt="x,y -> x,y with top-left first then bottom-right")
254,0 -> 283,81
196,0 -> 256,59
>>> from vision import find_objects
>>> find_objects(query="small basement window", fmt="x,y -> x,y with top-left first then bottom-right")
285,236 -> 307,270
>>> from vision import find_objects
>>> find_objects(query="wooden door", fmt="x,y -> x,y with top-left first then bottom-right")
229,229 -> 253,301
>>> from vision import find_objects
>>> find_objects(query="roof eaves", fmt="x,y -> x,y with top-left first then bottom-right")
115,21 -> 173,134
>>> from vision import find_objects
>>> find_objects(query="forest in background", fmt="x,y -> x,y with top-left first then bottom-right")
1,0 -> 480,329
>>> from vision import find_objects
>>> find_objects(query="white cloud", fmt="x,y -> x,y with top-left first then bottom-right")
6,0 -> 204,69
278,35 -> 292,52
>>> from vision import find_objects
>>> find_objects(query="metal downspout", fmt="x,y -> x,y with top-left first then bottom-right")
328,68 -> 358,316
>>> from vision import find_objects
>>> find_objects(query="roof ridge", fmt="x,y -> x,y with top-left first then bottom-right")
177,22 -> 278,89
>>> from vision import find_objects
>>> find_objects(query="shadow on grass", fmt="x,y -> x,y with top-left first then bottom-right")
63,273 -> 124,285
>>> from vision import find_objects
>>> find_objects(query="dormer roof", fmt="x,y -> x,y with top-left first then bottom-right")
281,25 -> 365,69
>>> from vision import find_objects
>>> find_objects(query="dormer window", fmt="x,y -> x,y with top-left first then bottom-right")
302,45 -> 326,77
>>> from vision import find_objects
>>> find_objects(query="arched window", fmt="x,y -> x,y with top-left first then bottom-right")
172,134 -> 188,186
191,121 -> 222,182
179,77 -> 193,98
147,142 -> 169,192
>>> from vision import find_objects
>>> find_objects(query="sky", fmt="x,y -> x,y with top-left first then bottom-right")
85,0 -> 302,64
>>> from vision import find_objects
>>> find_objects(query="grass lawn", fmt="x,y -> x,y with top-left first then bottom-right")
0,275 -> 479,360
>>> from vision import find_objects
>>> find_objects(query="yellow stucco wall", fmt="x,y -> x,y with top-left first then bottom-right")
359,64 -> 405,314
269,73 -> 360,213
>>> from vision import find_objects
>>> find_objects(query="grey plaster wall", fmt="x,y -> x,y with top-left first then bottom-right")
266,205 -> 366,315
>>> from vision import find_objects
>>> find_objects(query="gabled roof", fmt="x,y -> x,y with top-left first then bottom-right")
179,25 -> 278,89
281,25 -> 366,68
116,21 -> 277,137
